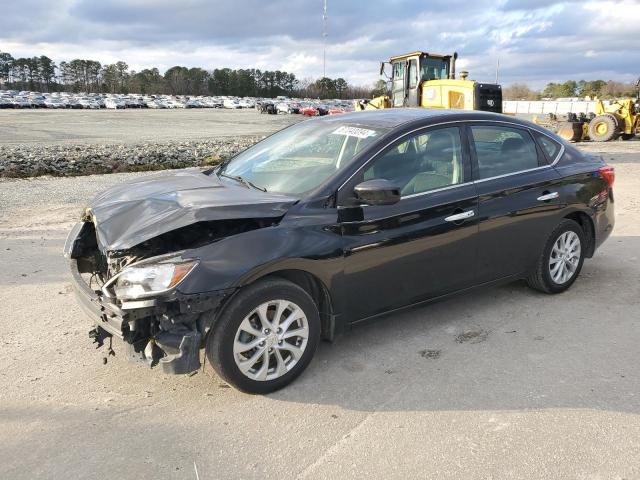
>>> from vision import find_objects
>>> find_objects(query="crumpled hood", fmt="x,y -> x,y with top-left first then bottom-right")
88,169 -> 298,251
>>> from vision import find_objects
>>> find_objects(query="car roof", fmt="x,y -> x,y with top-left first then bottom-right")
314,108 -> 549,133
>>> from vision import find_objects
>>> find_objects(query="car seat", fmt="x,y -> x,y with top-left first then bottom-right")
500,136 -> 537,172
366,139 -> 421,189
401,131 -> 458,195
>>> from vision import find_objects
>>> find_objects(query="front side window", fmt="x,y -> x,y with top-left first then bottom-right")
470,126 -> 539,180
217,121 -> 389,195
363,127 -> 464,196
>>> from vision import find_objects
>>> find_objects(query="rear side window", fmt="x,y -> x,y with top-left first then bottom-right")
535,133 -> 561,161
470,126 -> 539,180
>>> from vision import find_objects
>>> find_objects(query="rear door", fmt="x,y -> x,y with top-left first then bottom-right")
468,123 -> 564,282
339,125 -> 479,321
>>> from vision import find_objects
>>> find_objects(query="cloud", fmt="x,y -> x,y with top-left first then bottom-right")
0,0 -> 637,88
501,0 -> 577,10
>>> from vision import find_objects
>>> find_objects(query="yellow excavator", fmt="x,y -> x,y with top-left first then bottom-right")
358,51 -> 503,113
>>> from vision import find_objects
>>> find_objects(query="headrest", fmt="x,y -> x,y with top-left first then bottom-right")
501,137 -> 525,154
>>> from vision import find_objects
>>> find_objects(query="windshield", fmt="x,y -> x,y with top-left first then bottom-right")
216,120 -> 389,195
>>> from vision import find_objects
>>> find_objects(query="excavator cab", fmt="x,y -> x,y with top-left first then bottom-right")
380,51 -> 502,113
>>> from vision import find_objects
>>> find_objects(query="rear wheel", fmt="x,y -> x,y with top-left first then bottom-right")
621,133 -> 635,141
588,114 -> 620,142
526,219 -> 586,294
206,278 -> 320,393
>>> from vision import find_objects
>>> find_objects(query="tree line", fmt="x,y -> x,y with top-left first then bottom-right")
504,79 -> 639,101
3,51 -> 637,102
0,51 -> 377,99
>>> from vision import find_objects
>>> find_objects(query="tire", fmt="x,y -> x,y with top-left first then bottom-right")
526,219 -> 586,294
588,114 -> 620,142
621,133 -> 635,141
206,278 -> 320,394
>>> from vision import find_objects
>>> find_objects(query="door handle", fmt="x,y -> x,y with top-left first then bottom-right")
445,210 -> 475,222
537,191 -> 559,202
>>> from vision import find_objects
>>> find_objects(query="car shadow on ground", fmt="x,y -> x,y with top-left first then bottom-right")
266,236 -> 640,414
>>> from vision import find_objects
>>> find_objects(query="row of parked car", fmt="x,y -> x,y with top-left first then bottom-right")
0,90 -> 356,113
257,99 -> 353,116
0,91 -> 260,109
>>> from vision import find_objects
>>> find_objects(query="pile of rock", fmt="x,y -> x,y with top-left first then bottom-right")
0,137 -> 262,178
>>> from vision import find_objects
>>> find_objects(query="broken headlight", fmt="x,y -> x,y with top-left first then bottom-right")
112,259 -> 198,300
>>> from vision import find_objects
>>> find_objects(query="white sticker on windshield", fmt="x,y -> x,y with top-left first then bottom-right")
331,126 -> 377,139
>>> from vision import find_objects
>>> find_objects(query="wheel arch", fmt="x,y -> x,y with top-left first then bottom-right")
236,266 -> 337,341
564,210 -> 596,258
266,269 -> 335,340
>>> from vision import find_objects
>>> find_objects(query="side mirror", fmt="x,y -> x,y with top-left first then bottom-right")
380,62 -> 392,79
354,179 -> 401,206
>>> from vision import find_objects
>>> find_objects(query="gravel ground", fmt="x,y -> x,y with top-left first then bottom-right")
0,138 -> 262,177
0,108 -> 301,145
0,140 -> 639,479
0,109 -> 302,177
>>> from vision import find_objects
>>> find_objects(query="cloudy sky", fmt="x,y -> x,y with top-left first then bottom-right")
1,0 -> 638,87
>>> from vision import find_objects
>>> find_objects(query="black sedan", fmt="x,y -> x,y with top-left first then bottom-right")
65,109 -> 615,393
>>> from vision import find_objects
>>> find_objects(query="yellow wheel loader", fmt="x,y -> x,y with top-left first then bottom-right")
587,96 -> 639,141
357,51 -> 502,113
552,77 -> 640,142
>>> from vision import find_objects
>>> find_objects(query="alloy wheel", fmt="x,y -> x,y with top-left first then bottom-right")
549,231 -> 581,284
233,300 -> 309,381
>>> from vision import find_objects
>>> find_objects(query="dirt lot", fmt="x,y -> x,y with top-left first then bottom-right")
0,139 -> 639,479
0,109 -> 300,145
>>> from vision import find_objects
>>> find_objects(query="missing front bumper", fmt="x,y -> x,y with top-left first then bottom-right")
70,259 -> 231,375
89,325 -> 202,375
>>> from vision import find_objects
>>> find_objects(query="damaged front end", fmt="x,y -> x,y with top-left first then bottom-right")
64,168 -> 298,374
65,219 -> 240,374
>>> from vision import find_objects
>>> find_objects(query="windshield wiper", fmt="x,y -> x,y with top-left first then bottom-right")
218,172 -> 267,192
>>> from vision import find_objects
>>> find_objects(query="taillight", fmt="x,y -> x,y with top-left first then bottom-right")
598,165 -> 615,187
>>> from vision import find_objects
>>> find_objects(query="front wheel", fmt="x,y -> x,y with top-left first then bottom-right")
588,114 -> 620,142
206,278 -> 320,393
526,219 -> 586,294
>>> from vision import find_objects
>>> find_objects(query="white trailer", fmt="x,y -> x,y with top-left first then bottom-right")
503,100 -> 597,116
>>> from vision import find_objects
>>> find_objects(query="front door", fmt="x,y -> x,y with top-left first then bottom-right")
406,58 -> 419,107
338,125 -> 479,321
391,61 -> 406,107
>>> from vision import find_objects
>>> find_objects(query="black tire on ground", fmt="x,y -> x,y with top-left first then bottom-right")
621,133 -> 635,141
206,278 -> 321,394
526,219 -> 586,294
588,114 -> 620,142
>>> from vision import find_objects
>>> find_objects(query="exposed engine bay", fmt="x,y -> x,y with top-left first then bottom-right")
72,216 -> 275,282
